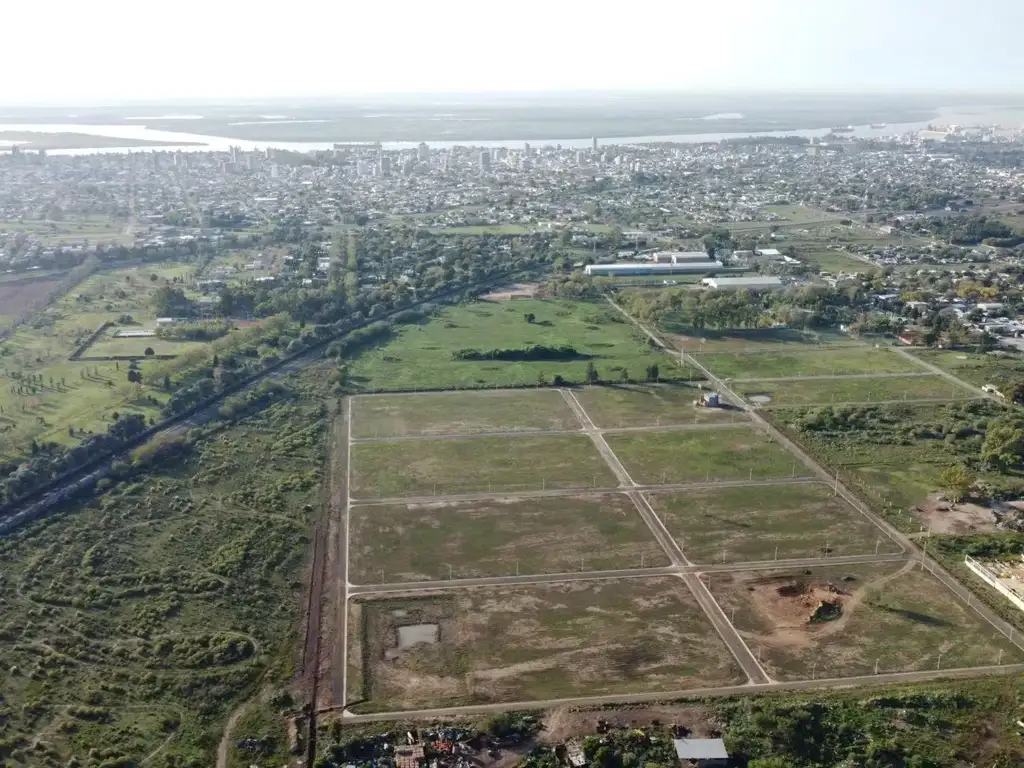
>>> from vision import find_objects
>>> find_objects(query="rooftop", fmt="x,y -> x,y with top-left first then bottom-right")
673,738 -> 729,760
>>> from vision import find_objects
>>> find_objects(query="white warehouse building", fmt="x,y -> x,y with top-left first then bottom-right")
701,276 -> 785,290
650,251 -> 714,264
585,261 -> 724,277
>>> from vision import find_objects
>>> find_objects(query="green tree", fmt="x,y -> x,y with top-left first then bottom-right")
620,368 -> 629,383
939,464 -> 976,503
585,361 -> 599,384
982,415 -> 1024,469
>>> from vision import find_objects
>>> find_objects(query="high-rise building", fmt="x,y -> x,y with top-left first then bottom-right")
524,142 -> 533,158
417,142 -> 430,162
379,154 -> 391,176
479,150 -> 491,171
592,136 -> 598,151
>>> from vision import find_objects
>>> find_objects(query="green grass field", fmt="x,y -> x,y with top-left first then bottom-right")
907,349 -> 1024,390
572,384 -> 743,428
0,215 -> 133,245
0,263 -> 201,457
646,482 -> 900,563
605,426 -> 802,485
348,494 -> 667,583
797,249 -> 873,274
426,224 -> 534,235
714,562 -> 1022,681
351,389 -> 580,438
660,326 -> 862,354
348,577 -> 745,711
347,299 -> 696,391
350,434 -> 617,498
737,375 -> 975,407
83,332 -> 208,358
696,347 -> 924,380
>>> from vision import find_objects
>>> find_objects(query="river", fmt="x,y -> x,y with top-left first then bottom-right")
2,106 -> 1021,156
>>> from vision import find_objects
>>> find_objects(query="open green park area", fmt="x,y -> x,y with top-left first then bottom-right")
350,434 -> 618,498
346,299 -> 697,392
605,426 -> 802,485
0,262 -> 202,458
0,371 -> 325,767
737,374 -> 975,408
350,389 -> 580,438
646,482 -> 900,564
348,493 -> 668,583
347,577 -> 745,712
714,561 -> 1022,681
695,345 -> 923,380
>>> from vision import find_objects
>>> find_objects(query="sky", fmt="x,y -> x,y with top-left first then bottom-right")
3,0 -> 1023,104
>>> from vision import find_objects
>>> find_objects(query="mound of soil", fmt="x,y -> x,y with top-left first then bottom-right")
809,599 -> 843,623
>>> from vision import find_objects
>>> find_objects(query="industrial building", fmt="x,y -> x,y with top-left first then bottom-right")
701,276 -> 784,290
585,261 -> 724,277
650,251 -> 714,264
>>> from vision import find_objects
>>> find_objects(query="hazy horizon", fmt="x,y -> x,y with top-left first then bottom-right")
5,0 -> 1023,105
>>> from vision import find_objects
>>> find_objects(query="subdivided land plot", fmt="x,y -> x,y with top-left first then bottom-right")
350,434 -> 618,498
709,562 -> 1022,682
572,384 -> 743,429
737,375 -> 973,408
348,493 -> 669,583
606,426 -> 802,485
646,482 -> 902,564
346,577 -> 745,712
351,389 -> 581,439
695,347 -> 922,380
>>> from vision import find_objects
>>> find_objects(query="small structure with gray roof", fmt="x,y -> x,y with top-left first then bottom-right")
673,738 -> 729,767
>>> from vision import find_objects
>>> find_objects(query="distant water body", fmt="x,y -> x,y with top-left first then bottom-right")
1,106 -> 1019,156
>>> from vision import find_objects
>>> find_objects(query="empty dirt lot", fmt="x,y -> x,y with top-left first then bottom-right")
346,578 -> 745,712
349,493 -> 668,583
709,562 -> 1022,681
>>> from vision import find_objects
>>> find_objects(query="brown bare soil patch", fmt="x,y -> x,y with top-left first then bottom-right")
916,492 -> 997,535
0,275 -> 62,326
480,283 -> 540,301
347,578 -> 744,712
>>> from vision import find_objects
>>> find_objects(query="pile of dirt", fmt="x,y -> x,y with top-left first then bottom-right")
809,599 -> 843,623
748,577 -> 850,628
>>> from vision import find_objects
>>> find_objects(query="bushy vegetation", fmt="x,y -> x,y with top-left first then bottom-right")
0,368 -> 327,766
716,681 -> 1024,767
452,344 -> 589,362
621,283 -> 871,331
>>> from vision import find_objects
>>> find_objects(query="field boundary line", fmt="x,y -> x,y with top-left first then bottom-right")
758,396 -> 983,410
562,383 -> 771,685
341,396 -> 353,708
332,662 -> 1024,721
726,371 -> 936,383
348,477 -> 822,506
347,552 -> 911,595
350,421 -> 751,444
892,346 -> 1004,403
